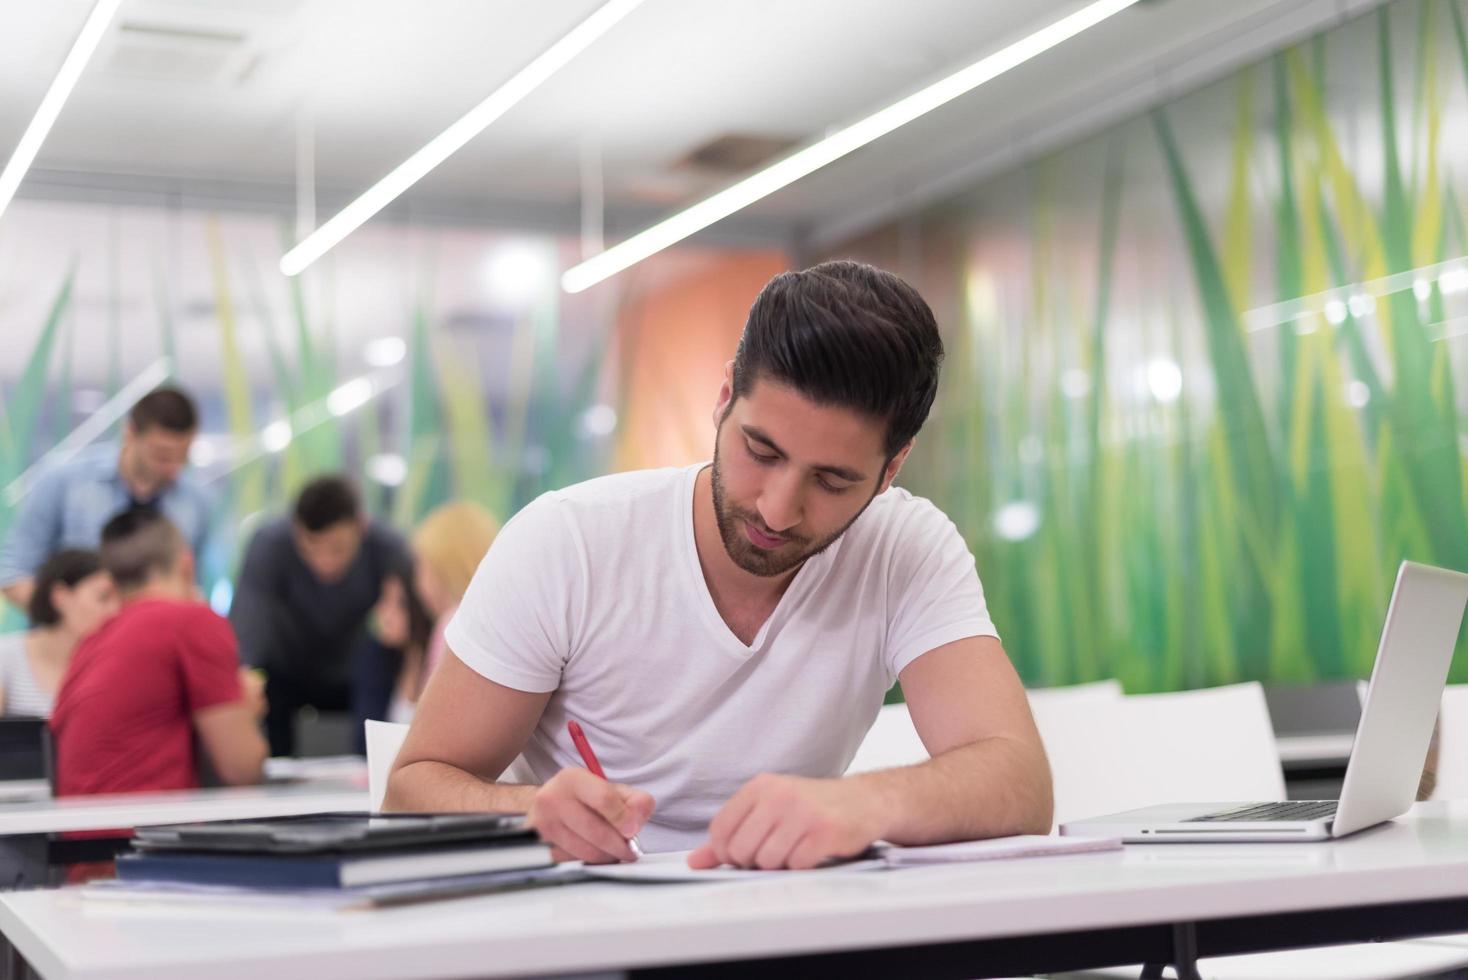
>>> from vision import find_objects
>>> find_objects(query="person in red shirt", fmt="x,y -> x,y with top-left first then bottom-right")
51,508 -> 267,795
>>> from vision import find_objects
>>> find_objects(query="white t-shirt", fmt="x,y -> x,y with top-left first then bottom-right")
446,463 -> 998,852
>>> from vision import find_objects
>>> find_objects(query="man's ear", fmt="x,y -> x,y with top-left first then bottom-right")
878,441 -> 914,494
712,360 -> 736,429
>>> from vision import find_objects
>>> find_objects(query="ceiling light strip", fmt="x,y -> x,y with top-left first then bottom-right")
0,0 -> 124,223
280,0 -> 646,277
561,0 -> 1141,293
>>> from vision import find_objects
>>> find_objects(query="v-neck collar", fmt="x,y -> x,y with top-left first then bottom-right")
677,463 -> 841,658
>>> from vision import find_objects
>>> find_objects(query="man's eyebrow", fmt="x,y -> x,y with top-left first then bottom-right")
739,426 -> 867,483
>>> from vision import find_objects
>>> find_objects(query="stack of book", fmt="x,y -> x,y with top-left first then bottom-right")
98,812 -> 566,908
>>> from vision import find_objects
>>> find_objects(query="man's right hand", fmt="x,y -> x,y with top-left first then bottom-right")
239,668 -> 268,720
525,767 -> 654,864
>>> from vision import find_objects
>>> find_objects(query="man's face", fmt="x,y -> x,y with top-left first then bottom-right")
123,424 -> 194,495
710,375 -> 907,578
293,519 -> 365,584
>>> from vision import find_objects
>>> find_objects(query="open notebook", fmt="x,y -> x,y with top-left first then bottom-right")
584,835 -> 1121,882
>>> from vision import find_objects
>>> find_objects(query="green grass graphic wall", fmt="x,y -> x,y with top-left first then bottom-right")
836,0 -> 1468,690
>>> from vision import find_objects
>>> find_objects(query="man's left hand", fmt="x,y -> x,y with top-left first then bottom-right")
687,773 -> 884,870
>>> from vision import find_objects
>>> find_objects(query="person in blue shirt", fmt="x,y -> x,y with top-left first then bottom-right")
0,387 -> 212,611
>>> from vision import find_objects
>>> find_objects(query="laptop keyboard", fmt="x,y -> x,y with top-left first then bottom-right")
1184,801 -> 1338,823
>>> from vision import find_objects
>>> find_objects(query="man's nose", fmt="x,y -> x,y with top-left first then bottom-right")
757,470 -> 804,533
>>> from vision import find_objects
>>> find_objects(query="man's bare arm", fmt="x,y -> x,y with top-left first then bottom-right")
691,635 -> 1051,869
385,651 -> 655,862
861,635 -> 1053,842
194,702 -> 268,785
384,651 -> 550,814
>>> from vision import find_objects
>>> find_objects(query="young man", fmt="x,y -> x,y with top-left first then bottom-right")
0,386 -> 212,611
51,509 -> 266,795
387,261 -> 1052,869
230,475 -> 411,756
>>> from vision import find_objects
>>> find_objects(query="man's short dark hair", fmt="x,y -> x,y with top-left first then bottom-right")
100,509 -> 184,591
129,386 -> 198,434
294,476 -> 361,532
730,260 -> 944,457
27,549 -> 104,627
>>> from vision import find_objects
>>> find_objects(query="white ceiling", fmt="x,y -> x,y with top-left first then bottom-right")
2,0 -> 1390,250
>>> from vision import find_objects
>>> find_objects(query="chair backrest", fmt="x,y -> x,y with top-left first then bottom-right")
0,717 -> 50,782
844,679 -> 1125,777
1039,682 -> 1284,829
845,702 -> 926,775
364,719 -> 411,812
1028,678 -> 1125,708
1432,683 -> 1468,799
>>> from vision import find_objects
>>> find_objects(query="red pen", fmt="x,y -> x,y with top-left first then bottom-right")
567,719 -> 644,859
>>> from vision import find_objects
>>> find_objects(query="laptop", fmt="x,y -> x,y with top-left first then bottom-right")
0,717 -> 53,802
1060,561 -> 1468,843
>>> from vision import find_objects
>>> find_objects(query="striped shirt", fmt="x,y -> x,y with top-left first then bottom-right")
0,632 -> 54,718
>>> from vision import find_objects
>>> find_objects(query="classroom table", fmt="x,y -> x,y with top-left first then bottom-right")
1,801 -> 1467,980
0,781 -> 368,838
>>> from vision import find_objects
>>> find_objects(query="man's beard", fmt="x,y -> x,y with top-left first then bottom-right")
709,438 -> 877,578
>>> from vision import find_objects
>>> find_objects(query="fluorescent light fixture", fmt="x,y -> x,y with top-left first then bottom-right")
1244,254 -> 1467,332
561,0 -> 1141,293
327,377 -> 375,417
204,373 -> 401,485
577,404 -> 618,439
0,0 -> 122,223
363,336 -> 407,368
993,501 -> 1041,542
485,243 -> 555,306
1146,358 -> 1183,403
280,0 -> 646,277
366,453 -> 408,487
261,420 -> 293,454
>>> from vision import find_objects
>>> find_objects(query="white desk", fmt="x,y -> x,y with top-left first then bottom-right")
3,802 -> 1468,980
0,782 -> 368,838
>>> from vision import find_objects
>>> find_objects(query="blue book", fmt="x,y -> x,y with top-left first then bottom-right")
116,842 -> 555,889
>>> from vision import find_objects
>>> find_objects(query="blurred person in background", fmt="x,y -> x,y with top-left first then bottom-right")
51,509 -> 266,795
366,502 -> 499,723
365,571 -> 434,725
411,502 -> 499,680
230,475 -> 411,756
0,387 -> 211,612
0,550 -> 118,717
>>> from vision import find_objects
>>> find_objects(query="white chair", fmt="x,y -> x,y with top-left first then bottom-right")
1426,682 -> 1468,799
364,719 -> 411,812
844,679 -> 1125,776
1388,683 -> 1468,961
365,719 -> 539,811
1029,677 -> 1125,706
1036,682 -> 1282,830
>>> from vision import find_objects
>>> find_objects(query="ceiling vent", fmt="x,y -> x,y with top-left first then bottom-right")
675,133 -> 798,175
98,21 -> 249,84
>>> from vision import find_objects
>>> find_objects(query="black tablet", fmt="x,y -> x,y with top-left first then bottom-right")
132,812 -> 534,854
